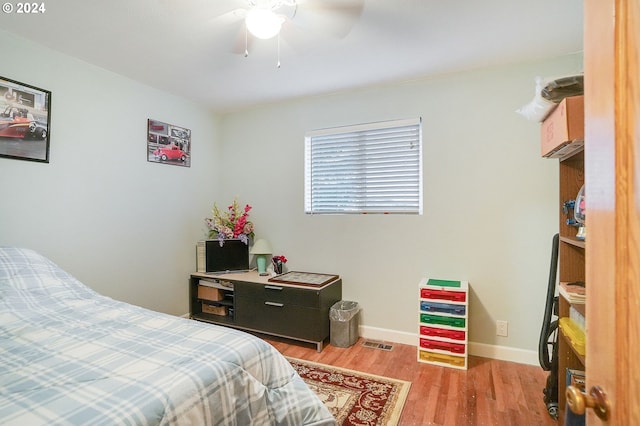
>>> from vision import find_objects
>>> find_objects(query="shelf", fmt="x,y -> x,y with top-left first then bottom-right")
559,236 -> 585,249
192,313 -> 235,326
199,298 -> 233,307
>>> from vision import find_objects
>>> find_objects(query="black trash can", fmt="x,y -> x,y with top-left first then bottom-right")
329,301 -> 360,348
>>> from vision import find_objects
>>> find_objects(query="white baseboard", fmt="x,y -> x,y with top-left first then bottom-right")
468,342 -> 539,366
184,319 -> 539,366
359,325 -> 416,346
359,325 -> 539,366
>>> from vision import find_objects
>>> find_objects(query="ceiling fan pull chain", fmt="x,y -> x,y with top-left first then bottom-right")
244,25 -> 249,57
277,33 -> 281,68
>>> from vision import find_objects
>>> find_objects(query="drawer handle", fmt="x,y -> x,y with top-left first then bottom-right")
264,285 -> 283,291
264,301 -> 284,307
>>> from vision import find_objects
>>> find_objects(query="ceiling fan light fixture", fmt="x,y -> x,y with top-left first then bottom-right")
245,8 -> 284,39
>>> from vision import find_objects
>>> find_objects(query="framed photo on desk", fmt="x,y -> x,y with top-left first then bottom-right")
268,271 -> 339,287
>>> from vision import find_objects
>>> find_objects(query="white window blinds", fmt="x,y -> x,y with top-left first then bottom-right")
305,117 -> 422,214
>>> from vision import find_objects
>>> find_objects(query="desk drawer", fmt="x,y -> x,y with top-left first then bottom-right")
236,297 -> 328,341
235,282 -> 322,307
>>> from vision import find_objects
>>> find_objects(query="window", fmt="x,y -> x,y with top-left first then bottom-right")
305,118 -> 422,214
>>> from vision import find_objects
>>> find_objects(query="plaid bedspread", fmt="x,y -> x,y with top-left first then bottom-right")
0,247 -> 335,426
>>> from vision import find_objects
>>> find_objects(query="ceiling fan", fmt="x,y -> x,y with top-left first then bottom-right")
215,0 -> 365,58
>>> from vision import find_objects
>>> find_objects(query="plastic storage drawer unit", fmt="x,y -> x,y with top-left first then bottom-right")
417,278 -> 469,370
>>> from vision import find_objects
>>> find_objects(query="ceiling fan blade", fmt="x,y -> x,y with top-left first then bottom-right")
298,0 -> 364,17
212,8 -> 247,26
277,20 -> 321,52
205,7 -> 251,55
292,0 -> 364,38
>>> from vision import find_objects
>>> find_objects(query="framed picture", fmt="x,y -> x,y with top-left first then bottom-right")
0,76 -> 51,163
268,271 -> 339,287
147,119 -> 191,167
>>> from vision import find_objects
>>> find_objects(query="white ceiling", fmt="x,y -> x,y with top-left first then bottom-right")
0,0 -> 584,113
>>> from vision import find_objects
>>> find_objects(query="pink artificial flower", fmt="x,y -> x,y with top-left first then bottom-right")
243,223 -> 254,234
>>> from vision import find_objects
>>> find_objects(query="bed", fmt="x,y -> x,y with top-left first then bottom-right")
0,247 -> 335,426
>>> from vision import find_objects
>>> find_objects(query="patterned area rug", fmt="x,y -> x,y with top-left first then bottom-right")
287,357 -> 411,426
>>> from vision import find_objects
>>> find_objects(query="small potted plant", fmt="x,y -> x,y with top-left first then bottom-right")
271,255 -> 287,275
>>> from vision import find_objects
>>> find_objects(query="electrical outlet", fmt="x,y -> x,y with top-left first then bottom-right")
496,320 -> 508,337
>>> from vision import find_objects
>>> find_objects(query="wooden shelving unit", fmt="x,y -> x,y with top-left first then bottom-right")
556,149 -> 586,423
538,94 -> 586,422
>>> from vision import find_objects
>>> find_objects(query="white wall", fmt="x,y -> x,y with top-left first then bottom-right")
218,53 -> 583,362
0,27 -> 584,363
0,30 -> 220,315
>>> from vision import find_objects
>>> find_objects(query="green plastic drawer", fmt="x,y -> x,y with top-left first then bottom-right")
419,313 -> 466,328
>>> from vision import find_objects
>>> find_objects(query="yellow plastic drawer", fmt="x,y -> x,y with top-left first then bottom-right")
418,349 -> 466,367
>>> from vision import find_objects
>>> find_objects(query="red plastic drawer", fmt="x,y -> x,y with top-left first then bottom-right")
419,338 -> 466,354
420,288 -> 466,302
420,325 -> 466,341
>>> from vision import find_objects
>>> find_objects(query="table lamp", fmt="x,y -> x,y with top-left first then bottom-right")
250,239 -> 272,276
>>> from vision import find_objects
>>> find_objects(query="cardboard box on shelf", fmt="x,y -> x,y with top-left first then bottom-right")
197,285 -> 224,302
202,303 -> 227,316
541,95 -> 584,158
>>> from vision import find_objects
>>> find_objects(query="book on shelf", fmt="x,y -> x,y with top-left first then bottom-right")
566,368 -> 586,392
559,281 -> 585,304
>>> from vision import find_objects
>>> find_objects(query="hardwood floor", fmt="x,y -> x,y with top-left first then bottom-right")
266,337 -> 557,426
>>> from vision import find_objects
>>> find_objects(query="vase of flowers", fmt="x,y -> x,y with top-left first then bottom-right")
205,198 -> 255,246
272,255 -> 287,275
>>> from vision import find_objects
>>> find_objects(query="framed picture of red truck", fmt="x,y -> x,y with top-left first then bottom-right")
0,76 -> 51,163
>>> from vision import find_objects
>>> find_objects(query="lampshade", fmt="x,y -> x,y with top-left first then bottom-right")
245,8 -> 284,40
250,239 -> 272,255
